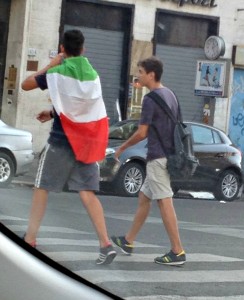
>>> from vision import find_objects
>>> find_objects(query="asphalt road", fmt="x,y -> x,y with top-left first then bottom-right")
1,184 -> 244,299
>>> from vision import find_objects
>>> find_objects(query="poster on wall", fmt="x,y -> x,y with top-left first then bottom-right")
194,60 -> 226,97
228,68 -> 244,168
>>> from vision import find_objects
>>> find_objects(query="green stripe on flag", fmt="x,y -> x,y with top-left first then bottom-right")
47,56 -> 98,82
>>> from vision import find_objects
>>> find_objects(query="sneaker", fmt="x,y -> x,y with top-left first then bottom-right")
111,236 -> 134,255
154,250 -> 186,266
96,245 -> 117,265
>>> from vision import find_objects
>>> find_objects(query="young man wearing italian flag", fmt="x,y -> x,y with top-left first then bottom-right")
21,29 -> 117,265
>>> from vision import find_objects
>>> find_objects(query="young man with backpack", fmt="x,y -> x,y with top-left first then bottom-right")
111,56 -> 186,265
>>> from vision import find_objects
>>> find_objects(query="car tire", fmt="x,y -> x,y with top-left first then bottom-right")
213,170 -> 241,202
0,152 -> 15,188
115,162 -> 145,197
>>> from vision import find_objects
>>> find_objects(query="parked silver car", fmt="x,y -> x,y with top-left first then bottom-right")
0,119 -> 34,187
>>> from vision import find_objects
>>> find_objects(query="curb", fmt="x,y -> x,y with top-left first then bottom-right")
12,180 -> 34,188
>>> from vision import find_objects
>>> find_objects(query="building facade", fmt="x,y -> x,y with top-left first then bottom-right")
0,0 -> 244,152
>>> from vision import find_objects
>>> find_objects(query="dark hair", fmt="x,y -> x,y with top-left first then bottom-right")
137,56 -> 163,82
61,30 -> 85,56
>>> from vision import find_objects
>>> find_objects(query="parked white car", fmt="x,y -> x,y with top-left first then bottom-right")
0,119 -> 34,187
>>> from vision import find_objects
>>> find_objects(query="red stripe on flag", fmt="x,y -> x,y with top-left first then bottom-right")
60,113 -> 109,163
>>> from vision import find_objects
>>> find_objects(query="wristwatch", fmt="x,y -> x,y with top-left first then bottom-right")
204,36 -> 225,60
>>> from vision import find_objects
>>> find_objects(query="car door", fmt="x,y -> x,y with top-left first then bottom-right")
188,124 -> 228,186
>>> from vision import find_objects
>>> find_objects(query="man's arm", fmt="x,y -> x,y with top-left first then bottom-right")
21,53 -> 64,91
114,124 -> 149,160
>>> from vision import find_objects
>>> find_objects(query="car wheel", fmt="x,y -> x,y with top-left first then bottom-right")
115,162 -> 145,197
213,170 -> 241,202
0,152 -> 15,188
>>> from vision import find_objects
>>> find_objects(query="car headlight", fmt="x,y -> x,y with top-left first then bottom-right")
105,148 -> 116,156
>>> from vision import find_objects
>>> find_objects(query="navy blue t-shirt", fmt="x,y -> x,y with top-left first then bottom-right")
35,73 -> 70,147
140,87 -> 179,161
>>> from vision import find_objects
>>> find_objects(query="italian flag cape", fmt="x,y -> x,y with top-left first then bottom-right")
47,56 -> 108,163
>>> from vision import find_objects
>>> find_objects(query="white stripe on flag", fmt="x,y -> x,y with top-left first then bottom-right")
47,74 -> 106,122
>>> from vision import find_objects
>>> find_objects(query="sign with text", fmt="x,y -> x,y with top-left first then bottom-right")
194,60 -> 226,97
160,0 -> 217,7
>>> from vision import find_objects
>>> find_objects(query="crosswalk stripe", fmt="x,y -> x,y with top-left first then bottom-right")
0,215 -> 27,221
106,214 -> 244,239
39,238 -> 160,248
7,225 -> 93,235
43,251 -> 244,263
125,296 -> 244,300
4,216 -> 244,240
179,225 -> 244,239
40,238 -> 99,246
75,270 -> 244,283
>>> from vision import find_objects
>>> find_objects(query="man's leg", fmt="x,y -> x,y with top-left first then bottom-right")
125,191 -> 151,244
79,190 -> 116,265
24,188 -> 48,245
157,197 -> 183,254
79,190 -> 111,248
111,191 -> 151,255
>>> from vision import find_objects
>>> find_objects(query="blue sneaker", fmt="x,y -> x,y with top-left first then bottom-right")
111,236 -> 134,255
154,250 -> 186,266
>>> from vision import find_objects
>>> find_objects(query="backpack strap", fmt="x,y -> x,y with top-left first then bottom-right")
147,90 -> 182,157
147,90 -> 183,123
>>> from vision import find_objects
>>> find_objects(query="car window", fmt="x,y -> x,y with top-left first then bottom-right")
109,121 -> 138,139
212,130 -> 222,143
191,125 -> 214,144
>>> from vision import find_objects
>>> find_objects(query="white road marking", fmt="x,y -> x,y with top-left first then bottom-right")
106,214 -> 244,239
40,239 -> 99,246
179,225 -> 244,239
75,270 -> 244,283
43,251 -> 244,263
125,296 -> 244,300
40,239 -> 160,248
0,215 -> 27,221
7,225 -> 93,235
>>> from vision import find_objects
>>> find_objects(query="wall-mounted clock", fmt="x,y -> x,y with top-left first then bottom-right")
204,36 -> 225,60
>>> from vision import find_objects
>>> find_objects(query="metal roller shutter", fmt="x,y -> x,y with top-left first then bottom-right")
65,25 -> 124,122
156,45 -> 205,122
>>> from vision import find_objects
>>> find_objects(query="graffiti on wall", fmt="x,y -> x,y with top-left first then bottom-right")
229,69 -> 244,156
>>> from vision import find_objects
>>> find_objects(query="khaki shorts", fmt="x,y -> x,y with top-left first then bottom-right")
140,157 -> 173,200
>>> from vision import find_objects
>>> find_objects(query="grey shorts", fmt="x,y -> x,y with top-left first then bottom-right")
35,143 -> 99,192
140,157 -> 173,200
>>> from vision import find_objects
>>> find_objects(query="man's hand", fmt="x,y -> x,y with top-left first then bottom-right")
114,147 -> 124,162
21,53 -> 65,91
48,53 -> 64,68
114,124 -> 149,162
36,110 -> 53,123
